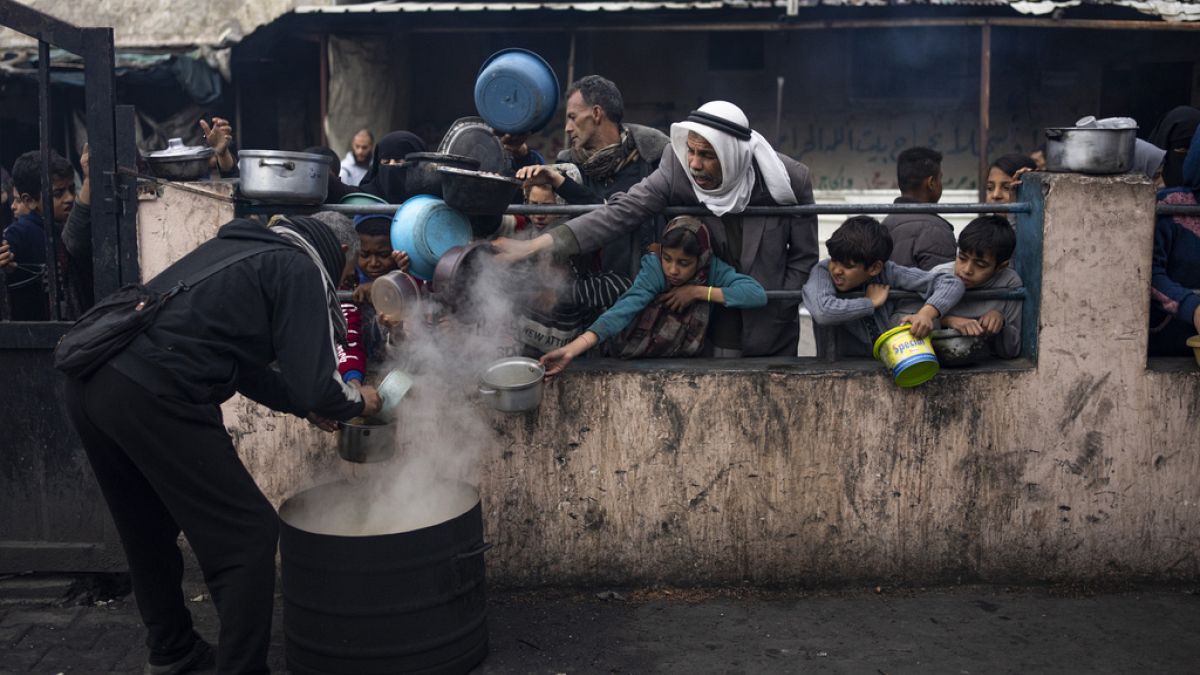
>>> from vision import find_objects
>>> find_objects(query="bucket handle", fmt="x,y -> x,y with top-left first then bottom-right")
478,385 -> 498,399
1044,128 -> 1065,141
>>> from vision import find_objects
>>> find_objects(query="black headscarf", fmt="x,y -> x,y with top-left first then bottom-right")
1148,106 -> 1200,189
359,131 -> 426,197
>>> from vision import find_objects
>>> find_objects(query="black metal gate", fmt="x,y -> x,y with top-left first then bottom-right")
0,1 -> 137,572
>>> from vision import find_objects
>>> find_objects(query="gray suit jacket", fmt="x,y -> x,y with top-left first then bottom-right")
550,150 -> 819,356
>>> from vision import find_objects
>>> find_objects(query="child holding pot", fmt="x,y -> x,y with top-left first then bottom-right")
539,216 -> 766,375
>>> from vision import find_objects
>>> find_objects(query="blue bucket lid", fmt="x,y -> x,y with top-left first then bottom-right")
474,48 -> 560,134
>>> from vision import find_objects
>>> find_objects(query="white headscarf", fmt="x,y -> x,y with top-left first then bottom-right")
669,100 -> 797,217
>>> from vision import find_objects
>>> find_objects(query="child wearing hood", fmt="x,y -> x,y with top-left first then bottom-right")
539,216 -> 767,374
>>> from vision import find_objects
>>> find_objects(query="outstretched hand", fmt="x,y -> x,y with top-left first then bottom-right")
491,236 -> 543,263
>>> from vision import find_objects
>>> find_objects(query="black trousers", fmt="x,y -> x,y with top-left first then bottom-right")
65,365 -> 277,674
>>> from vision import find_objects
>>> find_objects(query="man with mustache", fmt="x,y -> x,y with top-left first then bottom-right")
496,100 -> 818,357
521,75 -> 668,279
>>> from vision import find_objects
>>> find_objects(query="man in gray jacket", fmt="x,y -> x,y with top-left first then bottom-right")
881,147 -> 956,270
497,100 -> 818,357
523,75 -> 669,279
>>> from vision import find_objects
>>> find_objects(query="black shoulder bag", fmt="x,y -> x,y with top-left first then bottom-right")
53,244 -> 286,379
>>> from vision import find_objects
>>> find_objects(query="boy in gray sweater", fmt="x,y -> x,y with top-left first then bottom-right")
895,215 -> 1023,358
802,216 -> 965,356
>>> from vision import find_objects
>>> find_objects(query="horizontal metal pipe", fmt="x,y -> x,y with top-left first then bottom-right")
337,288 -> 1024,303
1156,205 -> 1200,216
307,202 -> 1030,216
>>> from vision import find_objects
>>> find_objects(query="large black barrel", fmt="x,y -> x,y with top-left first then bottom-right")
279,481 -> 490,675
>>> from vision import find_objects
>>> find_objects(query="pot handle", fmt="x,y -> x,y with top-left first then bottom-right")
455,541 -> 495,560
1044,128 -> 1065,141
478,385 -> 497,399
451,541 -> 494,593
258,158 -> 296,171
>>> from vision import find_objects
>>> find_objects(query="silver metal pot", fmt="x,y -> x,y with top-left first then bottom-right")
238,150 -> 330,204
478,357 -> 544,413
930,328 -> 987,367
336,418 -> 396,463
1044,127 -> 1137,174
143,137 -> 213,181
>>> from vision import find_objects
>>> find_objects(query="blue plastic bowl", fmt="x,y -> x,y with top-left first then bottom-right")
474,48 -> 560,134
390,196 -> 472,281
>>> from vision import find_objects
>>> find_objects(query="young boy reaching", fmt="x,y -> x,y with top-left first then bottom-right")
916,215 -> 1023,358
802,215 -> 964,356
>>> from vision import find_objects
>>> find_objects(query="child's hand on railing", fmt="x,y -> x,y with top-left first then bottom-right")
943,315 -> 984,336
352,281 -> 373,305
978,310 -> 1005,335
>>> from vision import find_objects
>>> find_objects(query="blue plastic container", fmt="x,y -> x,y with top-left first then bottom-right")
474,49 -> 560,134
390,196 -> 472,281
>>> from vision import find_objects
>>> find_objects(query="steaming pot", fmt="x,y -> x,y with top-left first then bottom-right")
279,479 -> 491,674
478,357 -> 544,413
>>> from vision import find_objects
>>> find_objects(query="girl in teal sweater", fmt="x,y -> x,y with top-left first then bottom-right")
540,216 -> 767,375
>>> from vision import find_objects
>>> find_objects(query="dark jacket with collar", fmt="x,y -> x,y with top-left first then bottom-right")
110,219 -> 364,421
881,197 -> 957,271
555,124 -> 670,279
550,149 -> 819,356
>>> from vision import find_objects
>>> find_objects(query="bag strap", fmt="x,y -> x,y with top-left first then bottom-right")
164,243 -> 293,299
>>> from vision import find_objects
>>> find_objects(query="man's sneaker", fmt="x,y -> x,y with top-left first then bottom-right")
144,638 -> 215,675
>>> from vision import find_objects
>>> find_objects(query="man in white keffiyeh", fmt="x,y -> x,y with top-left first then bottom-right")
495,100 -> 820,356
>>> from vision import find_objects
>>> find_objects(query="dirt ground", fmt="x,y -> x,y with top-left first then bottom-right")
2,575 -> 1198,674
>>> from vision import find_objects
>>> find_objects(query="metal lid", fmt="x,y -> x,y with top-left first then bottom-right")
238,149 -> 332,162
144,137 -> 213,161
436,166 -> 522,185
438,117 -> 511,175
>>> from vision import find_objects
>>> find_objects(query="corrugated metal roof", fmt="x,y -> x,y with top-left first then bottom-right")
295,0 -> 1200,21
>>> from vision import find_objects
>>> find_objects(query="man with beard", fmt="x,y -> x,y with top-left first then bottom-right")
339,128 -> 375,186
496,100 -> 819,357
544,75 -> 668,278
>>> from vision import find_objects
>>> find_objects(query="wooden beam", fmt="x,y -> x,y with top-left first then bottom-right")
0,0 -> 85,53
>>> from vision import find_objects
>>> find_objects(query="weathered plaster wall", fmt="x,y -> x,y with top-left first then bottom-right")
137,174 -> 1200,586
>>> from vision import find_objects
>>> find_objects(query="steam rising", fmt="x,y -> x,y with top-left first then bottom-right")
282,246 -> 570,536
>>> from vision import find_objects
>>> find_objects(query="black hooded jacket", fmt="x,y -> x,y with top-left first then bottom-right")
109,219 -> 364,421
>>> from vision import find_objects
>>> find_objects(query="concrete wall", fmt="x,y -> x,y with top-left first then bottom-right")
137,173 -> 1200,586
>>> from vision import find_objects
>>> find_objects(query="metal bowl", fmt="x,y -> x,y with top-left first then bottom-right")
336,417 -> 396,463
930,328 -> 987,367
403,152 -> 480,198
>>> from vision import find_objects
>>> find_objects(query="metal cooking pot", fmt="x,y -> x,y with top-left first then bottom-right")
432,241 -> 496,309
1044,127 -> 1137,175
930,328 -> 987,367
478,357 -> 544,413
238,150 -> 330,204
336,417 -> 396,463
438,166 -> 522,216
143,137 -> 213,181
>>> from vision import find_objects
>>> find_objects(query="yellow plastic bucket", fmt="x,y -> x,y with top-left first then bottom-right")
1187,335 -> 1200,369
873,325 -> 940,388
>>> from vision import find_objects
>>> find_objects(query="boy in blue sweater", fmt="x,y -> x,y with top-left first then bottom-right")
540,216 -> 766,374
802,215 -> 964,356
1150,124 -> 1200,356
